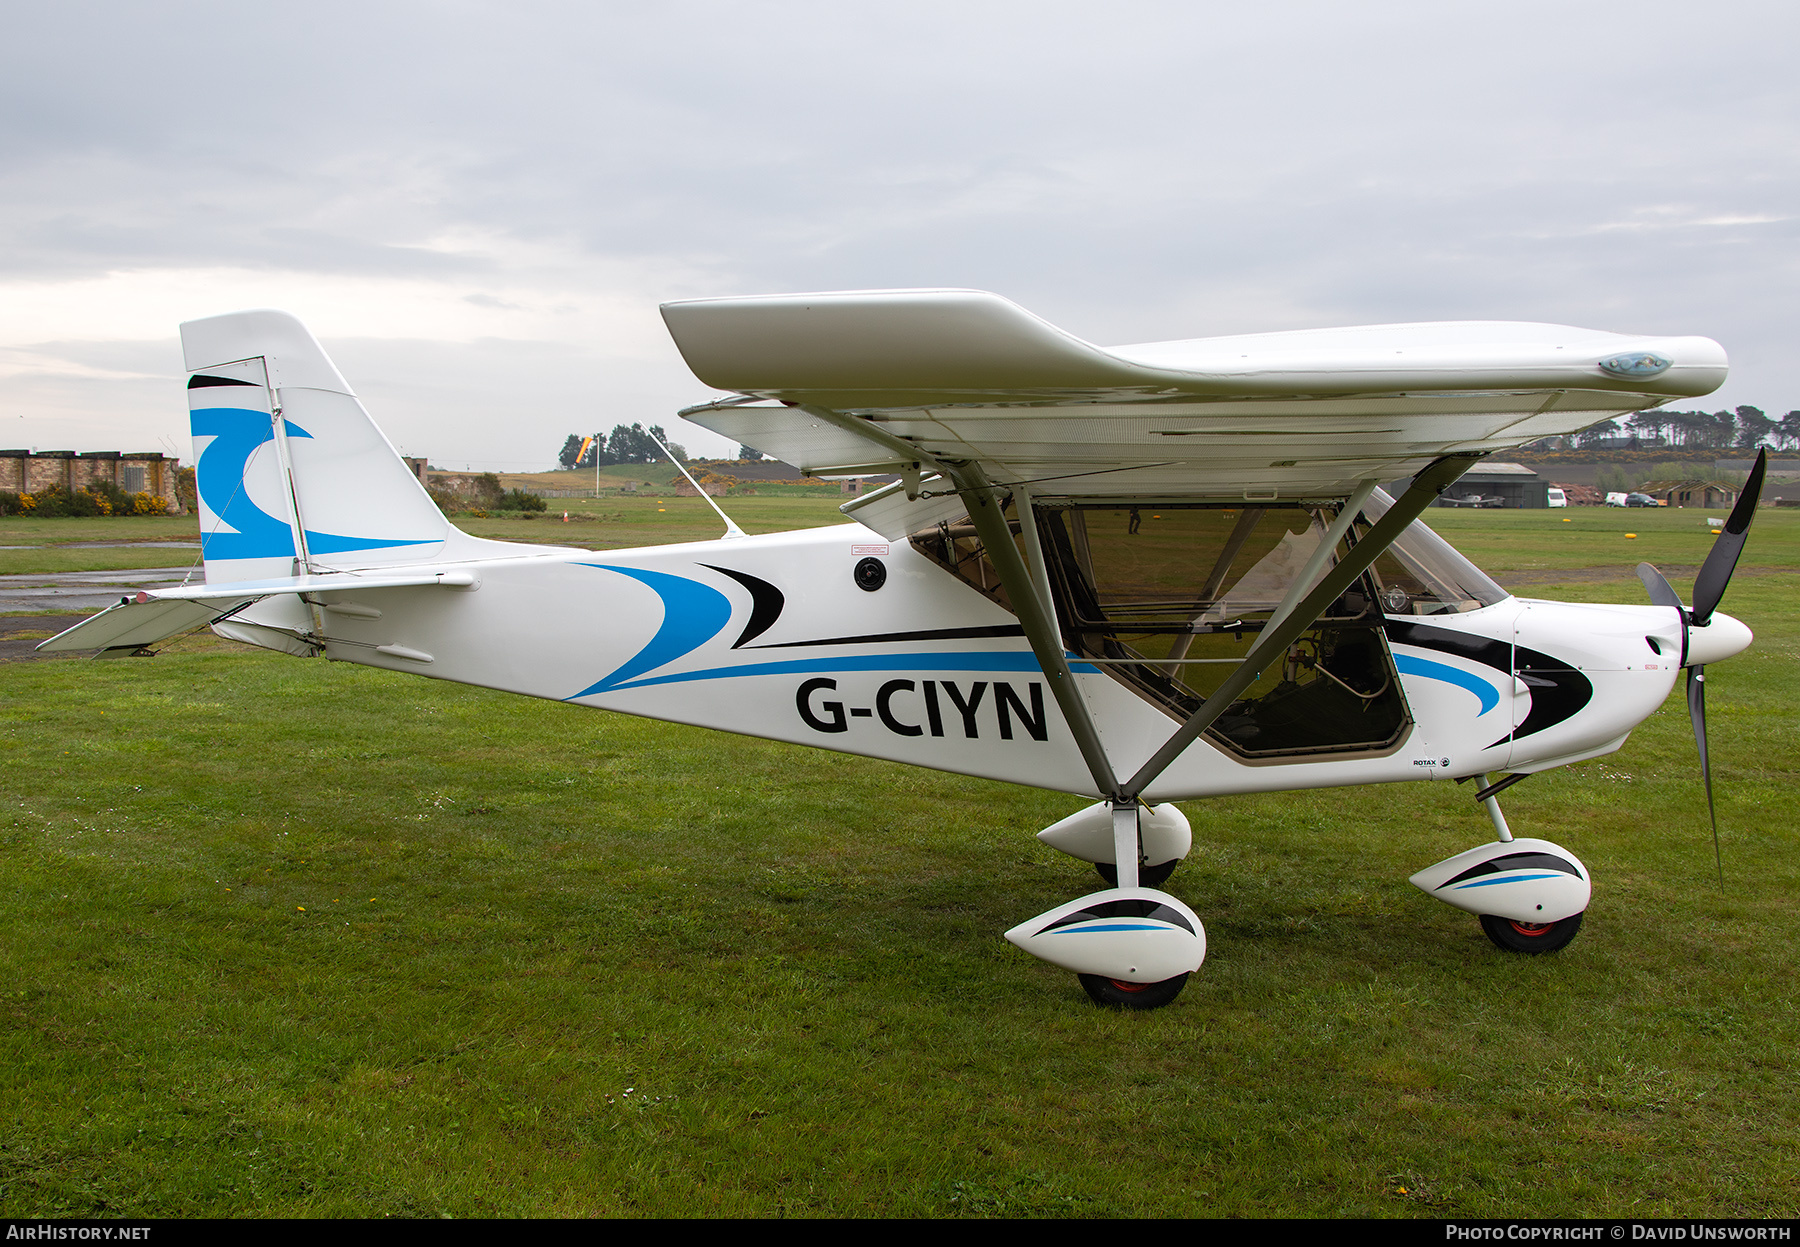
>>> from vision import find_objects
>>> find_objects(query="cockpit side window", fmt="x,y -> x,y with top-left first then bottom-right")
911,500 -> 1412,761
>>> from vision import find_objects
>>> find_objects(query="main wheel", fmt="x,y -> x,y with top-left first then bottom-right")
1094,859 -> 1180,888
1479,911 -> 1584,954
1078,972 -> 1190,1010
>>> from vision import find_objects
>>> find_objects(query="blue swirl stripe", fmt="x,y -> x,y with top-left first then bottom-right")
571,650 -> 1101,698
570,565 -> 734,696
1051,923 -> 1172,934
567,563 -> 1100,700
1449,872 -> 1565,891
1393,652 -> 1500,717
190,406 -> 432,561
190,407 -> 303,562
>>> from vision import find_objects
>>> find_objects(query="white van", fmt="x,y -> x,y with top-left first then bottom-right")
1547,487 -> 1567,508
1604,492 -> 1629,507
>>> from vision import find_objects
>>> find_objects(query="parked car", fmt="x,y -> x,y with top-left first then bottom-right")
1625,492 -> 1660,507
1546,487 -> 1567,507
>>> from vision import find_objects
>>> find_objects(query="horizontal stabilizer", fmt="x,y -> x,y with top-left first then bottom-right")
35,563 -> 509,656
35,597 -> 256,655
147,566 -> 482,602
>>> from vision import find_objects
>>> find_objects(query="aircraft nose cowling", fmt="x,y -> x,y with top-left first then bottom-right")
1687,611 -> 1753,666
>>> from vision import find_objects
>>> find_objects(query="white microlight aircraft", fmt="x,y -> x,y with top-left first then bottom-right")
42,290 -> 1766,1009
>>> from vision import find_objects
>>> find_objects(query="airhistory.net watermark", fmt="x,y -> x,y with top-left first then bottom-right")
5,1228 -> 150,1241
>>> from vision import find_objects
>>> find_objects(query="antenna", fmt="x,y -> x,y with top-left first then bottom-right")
645,426 -> 747,540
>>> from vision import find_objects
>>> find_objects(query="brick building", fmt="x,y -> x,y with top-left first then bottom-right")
0,450 -> 186,514
1640,478 -> 1740,509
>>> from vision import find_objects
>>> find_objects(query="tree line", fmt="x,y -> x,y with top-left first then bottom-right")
558,424 -> 688,469
1532,406 -> 1800,452
565,407 -> 1799,469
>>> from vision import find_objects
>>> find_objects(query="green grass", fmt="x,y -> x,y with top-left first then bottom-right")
0,516 -> 203,576
1420,505 -> 1800,573
0,546 -> 201,576
0,516 -> 202,546
10,501 -> 1797,579
1,513 -> 1797,1217
0,497 -> 854,576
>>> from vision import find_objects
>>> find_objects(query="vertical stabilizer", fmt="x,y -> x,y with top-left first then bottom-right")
182,310 -> 467,583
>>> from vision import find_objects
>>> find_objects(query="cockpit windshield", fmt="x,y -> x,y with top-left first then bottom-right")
1360,488 -> 1510,616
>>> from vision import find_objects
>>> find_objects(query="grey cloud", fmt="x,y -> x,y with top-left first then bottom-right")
325,335 -> 720,469
3,0 -> 1798,458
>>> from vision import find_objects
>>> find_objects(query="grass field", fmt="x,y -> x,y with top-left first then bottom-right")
7,496 -> 1799,575
0,496 -> 853,578
1,503 -> 1796,1217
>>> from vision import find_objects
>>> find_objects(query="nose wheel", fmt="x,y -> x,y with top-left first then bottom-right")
1078,972 -> 1191,1010
1479,911 -> 1583,954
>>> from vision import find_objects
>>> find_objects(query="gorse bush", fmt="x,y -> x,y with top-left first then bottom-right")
422,479 -> 544,516
496,488 -> 547,512
426,484 -> 464,515
29,485 -> 110,517
3,482 -> 169,517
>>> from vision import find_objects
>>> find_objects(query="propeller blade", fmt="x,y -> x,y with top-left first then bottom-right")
1687,666 -> 1723,889
1691,448 -> 1767,626
1636,562 -> 1685,612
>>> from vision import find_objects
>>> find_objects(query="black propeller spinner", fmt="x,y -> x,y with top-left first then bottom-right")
1634,448 -> 1768,886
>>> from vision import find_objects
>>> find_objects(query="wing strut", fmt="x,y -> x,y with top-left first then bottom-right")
795,403 -> 951,491
646,425 -> 747,539
953,459 -> 1120,798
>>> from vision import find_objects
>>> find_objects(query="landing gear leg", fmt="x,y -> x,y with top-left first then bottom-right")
1094,859 -> 1180,887
1110,800 -> 1140,889
1480,773 -> 1514,843
1093,797 -> 1180,885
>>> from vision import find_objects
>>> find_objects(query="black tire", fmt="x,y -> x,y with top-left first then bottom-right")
1078,972 -> 1190,1010
1479,911 -> 1584,954
1094,859 -> 1180,888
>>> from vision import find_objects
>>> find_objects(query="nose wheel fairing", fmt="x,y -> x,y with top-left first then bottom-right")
1004,887 -> 1207,986
1409,837 -> 1591,925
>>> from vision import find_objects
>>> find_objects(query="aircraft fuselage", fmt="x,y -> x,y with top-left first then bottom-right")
271,520 -> 1705,805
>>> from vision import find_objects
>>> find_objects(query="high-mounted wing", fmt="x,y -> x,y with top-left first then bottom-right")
662,288 -> 1726,501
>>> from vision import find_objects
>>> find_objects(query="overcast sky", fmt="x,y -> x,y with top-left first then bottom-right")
3,0 -> 1796,468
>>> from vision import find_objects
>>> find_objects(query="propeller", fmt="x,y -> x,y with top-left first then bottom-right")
1634,448 -> 1768,886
